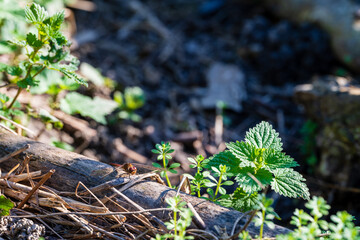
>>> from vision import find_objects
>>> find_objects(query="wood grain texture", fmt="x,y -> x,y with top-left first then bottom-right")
0,131 -> 290,237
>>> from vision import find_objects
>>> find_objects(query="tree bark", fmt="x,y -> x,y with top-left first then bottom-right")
0,131 -> 290,237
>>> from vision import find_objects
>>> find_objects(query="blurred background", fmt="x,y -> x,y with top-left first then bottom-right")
1,0 -> 360,227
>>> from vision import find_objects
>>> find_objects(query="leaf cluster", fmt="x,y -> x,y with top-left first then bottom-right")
152,142 -> 180,188
204,121 -> 310,211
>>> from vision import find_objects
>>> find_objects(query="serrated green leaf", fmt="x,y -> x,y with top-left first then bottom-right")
235,167 -> 273,193
226,141 -> 257,168
50,10 -> 64,31
58,68 -> 87,86
263,149 -> 299,170
271,168 -> 310,200
245,121 -> 282,152
204,151 -> 241,174
25,3 -> 48,23
60,92 -> 118,124
6,66 -> 23,76
26,33 -> 43,48
17,76 -> 39,88
231,188 -> 260,212
0,195 -> 14,216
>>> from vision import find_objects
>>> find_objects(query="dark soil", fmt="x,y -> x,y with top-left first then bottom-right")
68,0 -> 354,227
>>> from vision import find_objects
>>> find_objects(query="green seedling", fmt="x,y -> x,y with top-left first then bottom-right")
0,195 -> 14,216
253,194 -> 280,239
183,155 -> 211,197
205,121 -> 310,211
152,142 -> 180,188
0,3 -> 86,123
205,164 -> 233,202
155,196 -> 193,240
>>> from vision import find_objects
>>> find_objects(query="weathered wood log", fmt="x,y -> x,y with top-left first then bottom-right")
0,131 -> 290,237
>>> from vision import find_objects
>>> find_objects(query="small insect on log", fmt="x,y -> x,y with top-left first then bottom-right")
110,163 -> 137,175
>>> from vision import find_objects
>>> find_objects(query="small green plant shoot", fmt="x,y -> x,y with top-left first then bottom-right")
0,195 -> 14,216
204,121 -> 310,211
154,196 -> 193,240
152,142 -> 180,188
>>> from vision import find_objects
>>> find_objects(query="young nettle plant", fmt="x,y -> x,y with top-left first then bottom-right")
152,142 -> 180,188
0,3 -> 86,115
205,121 -> 310,211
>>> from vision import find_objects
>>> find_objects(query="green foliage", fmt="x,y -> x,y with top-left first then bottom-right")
276,196 -> 360,240
300,120 -> 318,168
204,121 -> 310,212
51,139 -> 74,151
154,196 -> 193,240
183,155 -> 212,197
205,165 -> 233,202
3,2 -> 85,98
60,92 -> 118,124
253,194 -> 280,239
0,195 -> 14,216
152,142 -> 178,188
115,86 -> 145,122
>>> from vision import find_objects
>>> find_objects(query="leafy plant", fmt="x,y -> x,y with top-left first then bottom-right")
60,92 -> 118,124
204,121 -> 310,211
276,196 -> 360,240
183,155 -> 212,197
205,164 -> 234,202
0,3 -> 86,125
154,196 -> 193,240
0,195 -> 14,216
152,142 -> 180,188
253,194 -> 280,239
114,86 -> 145,122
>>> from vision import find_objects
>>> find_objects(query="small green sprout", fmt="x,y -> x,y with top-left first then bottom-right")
152,142 -> 179,188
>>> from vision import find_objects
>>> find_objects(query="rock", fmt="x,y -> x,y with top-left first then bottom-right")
295,76 -> 360,186
263,0 -> 360,72
201,62 -> 247,112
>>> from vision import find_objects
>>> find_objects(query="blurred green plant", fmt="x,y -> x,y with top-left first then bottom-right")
300,120 -> 318,170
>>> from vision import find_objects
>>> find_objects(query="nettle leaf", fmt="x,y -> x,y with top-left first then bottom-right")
26,33 -> 43,48
203,151 -> 241,175
58,68 -> 87,86
245,121 -> 282,152
50,10 -> 65,31
235,167 -> 273,193
271,168 -> 310,200
60,92 -> 118,124
0,195 -> 14,216
17,76 -> 39,88
226,141 -> 257,168
231,188 -> 260,212
25,3 -> 48,24
263,150 -> 299,170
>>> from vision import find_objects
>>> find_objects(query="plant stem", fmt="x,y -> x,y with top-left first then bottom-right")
7,87 -> 23,110
214,172 -> 223,200
259,209 -> 265,239
163,154 -> 172,188
174,210 -> 177,236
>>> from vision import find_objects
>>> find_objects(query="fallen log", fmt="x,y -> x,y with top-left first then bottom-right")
0,131 -> 290,238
